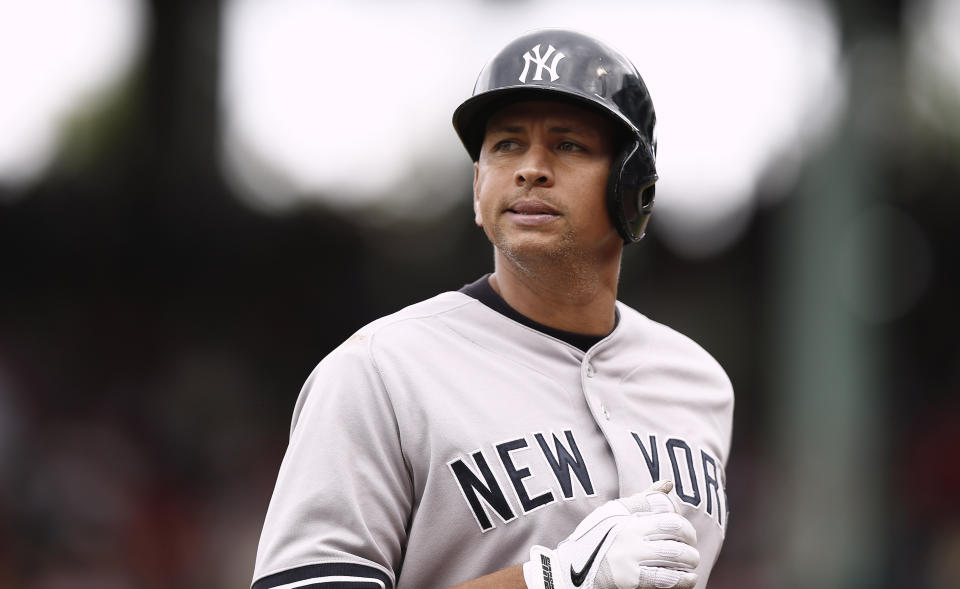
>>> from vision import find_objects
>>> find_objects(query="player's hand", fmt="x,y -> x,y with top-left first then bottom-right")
521,481 -> 699,589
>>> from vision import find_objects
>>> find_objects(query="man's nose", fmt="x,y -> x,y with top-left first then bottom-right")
514,146 -> 554,188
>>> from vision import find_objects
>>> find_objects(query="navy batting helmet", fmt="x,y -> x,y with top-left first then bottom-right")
453,29 -> 658,243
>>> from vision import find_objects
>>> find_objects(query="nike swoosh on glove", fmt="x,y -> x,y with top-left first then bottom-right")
522,481 -> 699,589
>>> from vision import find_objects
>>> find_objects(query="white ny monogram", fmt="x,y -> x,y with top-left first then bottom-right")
518,44 -> 566,83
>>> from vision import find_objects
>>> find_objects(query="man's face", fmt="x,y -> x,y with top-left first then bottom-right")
473,100 -> 620,266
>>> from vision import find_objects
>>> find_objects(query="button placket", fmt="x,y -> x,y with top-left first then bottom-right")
582,358 -> 610,422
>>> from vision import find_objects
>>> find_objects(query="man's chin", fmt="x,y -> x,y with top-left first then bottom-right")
493,231 -> 577,266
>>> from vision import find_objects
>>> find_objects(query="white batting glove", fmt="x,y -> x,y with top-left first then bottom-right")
522,481 -> 699,589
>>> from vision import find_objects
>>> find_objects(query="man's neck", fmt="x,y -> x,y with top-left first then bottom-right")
490,250 -> 621,336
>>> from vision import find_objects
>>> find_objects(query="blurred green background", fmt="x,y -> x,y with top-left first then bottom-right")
0,1 -> 957,588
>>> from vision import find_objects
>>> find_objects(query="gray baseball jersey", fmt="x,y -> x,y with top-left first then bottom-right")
252,277 -> 734,589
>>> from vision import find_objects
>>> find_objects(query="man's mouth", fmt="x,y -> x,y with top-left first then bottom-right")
504,199 -> 560,226
506,199 -> 560,215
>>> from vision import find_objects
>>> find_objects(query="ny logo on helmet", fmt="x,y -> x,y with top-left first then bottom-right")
518,44 -> 566,83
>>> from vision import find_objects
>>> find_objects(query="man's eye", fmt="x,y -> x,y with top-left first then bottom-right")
557,141 -> 583,152
494,140 -> 519,152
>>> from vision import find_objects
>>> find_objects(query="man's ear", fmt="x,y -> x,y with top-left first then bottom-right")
473,162 -> 483,227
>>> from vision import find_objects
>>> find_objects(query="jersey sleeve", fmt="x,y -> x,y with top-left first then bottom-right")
252,334 -> 412,589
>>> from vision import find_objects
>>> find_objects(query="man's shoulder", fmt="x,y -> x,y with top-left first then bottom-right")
330,290 -> 483,358
614,301 -> 731,381
295,290 -> 482,414
356,290 -> 477,337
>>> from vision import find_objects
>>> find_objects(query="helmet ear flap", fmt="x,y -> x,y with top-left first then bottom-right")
608,142 -> 657,243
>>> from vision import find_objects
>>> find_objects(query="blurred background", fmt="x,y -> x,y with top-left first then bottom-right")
0,0 -> 957,587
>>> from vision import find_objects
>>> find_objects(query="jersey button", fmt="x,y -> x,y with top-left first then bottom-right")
585,364 -> 595,377
601,404 -> 611,420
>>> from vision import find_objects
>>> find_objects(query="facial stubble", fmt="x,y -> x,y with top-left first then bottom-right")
489,219 -> 608,300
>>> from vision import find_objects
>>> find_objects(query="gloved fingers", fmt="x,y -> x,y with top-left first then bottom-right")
618,481 -> 678,515
612,513 -> 697,546
643,513 -> 698,545
636,540 -> 700,570
635,566 -> 697,589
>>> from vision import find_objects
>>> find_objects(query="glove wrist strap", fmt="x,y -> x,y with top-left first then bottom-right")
523,546 -> 559,589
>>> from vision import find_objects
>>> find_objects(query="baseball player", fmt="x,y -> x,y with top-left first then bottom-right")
252,29 -> 733,589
